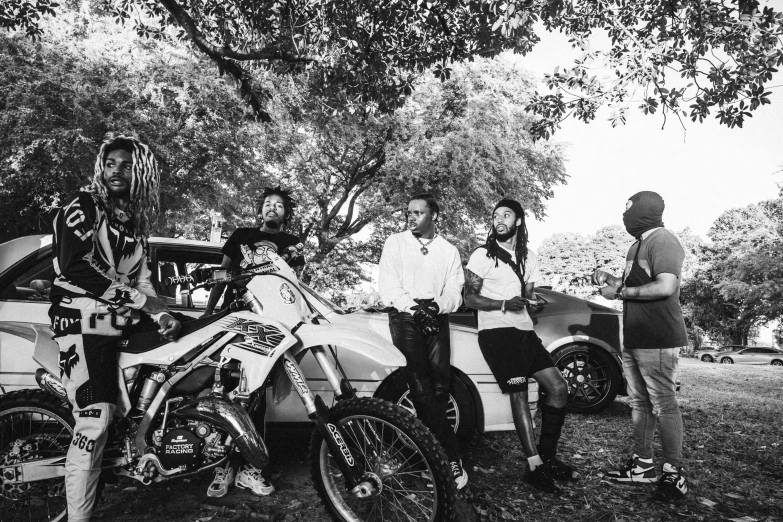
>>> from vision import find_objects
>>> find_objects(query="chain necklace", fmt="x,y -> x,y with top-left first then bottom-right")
414,233 -> 436,255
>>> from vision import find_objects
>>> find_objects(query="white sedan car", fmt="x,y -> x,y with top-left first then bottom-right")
0,235 -> 625,444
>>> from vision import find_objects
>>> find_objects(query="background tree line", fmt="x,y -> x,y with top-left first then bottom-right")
536,199 -> 783,347
0,5 -> 566,302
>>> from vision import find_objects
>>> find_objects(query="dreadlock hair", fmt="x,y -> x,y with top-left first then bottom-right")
485,198 -> 529,276
258,186 -> 297,225
87,136 -> 160,238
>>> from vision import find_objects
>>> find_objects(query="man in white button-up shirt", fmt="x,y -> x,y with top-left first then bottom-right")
378,193 -> 467,490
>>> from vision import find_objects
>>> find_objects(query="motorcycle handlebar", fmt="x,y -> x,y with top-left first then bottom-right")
169,261 -> 280,293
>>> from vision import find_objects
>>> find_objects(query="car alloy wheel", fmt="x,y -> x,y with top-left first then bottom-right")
771,360 -> 783,367
375,370 -> 479,446
701,354 -> 713,362
553,344 -> 622,414
721,357 -> 734,364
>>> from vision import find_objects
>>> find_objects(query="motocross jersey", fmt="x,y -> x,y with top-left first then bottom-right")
51,192 -> 156,314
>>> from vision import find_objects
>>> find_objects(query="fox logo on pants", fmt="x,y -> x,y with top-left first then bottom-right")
59,344 -> 79,378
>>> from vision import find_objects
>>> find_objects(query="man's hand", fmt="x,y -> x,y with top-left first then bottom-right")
503,296 -> 528,312
525,297 -> 546,313
142,295 -> 169,315
411,300 -> 440,336
599,284 -> 620,299
591,269 -> 613,286
158,313 -> 181,341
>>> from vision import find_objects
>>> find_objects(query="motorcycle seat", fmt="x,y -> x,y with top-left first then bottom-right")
119,309 -> 231,354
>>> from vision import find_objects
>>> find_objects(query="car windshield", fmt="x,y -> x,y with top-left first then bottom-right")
300,284 -> 346,315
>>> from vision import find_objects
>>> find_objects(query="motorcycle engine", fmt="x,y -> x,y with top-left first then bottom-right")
158,428 -> 202,469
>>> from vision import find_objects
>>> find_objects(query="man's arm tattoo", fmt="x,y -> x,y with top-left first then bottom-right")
464,269 -> 483,296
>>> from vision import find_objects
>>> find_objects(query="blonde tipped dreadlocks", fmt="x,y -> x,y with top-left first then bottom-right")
88,135 -> 160,238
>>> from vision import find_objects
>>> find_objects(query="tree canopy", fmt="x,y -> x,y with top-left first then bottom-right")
0,10 -> 269,243
681,199 -> 783,344
4,1 -> 783,138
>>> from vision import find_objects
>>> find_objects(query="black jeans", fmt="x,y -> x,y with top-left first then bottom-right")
388,310 -> 461,461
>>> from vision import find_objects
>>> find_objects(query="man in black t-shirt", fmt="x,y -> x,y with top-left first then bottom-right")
204,187 -> 305,315
203,186 -> 304,498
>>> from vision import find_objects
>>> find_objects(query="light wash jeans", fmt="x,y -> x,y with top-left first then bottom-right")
623,348 -> 683,467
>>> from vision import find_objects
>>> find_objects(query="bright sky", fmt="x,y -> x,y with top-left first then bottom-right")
511,29 -> 783,251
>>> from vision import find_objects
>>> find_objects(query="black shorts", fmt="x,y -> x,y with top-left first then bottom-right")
477,328 -> 556,394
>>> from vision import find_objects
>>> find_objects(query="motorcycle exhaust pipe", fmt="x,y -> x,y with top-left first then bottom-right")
35,369 -> 67,400
171,395 -> 269,469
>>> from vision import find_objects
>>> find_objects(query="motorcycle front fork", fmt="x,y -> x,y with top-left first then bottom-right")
282,348 -> 374,495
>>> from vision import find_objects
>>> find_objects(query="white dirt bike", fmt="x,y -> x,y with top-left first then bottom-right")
0,254 -> 457,522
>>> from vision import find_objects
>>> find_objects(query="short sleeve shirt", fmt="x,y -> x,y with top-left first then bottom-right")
222,228 -> 304,270
623,228 -> 688,349
466,245 -> 541,331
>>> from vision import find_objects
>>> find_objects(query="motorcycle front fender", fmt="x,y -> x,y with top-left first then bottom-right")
294,323 -> 405,367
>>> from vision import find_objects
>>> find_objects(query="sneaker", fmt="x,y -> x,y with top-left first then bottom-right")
542,455 -> 579,482
606,455 -> 658,483
235,465 -> 275,496
525,463 -> 561,494
654,465 -> 688,500
450,460 -> 468,490
207,462 -> 235,498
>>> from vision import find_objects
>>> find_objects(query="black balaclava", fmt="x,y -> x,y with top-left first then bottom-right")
622,191 -> 665,239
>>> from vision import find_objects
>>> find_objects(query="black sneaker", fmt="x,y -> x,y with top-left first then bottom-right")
525,464 -> 562,494
542,455 -> 579,482
450,460 -> 468,490
606,455 -> 658,483
654,465 -> 688,500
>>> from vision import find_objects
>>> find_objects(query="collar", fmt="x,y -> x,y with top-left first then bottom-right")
640,227 -> 663,240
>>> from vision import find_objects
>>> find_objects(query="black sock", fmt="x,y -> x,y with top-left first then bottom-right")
538,404 -> 566,458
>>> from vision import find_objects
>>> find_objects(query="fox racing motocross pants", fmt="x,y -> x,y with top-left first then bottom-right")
50,299 -> 133,522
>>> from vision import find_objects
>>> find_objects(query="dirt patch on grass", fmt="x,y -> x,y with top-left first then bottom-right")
95,359 -> 783,521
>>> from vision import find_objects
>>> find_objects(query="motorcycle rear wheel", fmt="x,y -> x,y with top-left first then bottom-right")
0,390 -> 73,522
309,397 -> 456,522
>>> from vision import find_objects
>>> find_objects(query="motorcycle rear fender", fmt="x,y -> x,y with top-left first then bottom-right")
294,323 -> 406,367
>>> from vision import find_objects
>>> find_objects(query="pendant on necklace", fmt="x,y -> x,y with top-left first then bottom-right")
420,246 -> 429,255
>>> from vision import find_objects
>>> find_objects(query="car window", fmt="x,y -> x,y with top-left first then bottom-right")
153,247 -> 224,310
0,249 -> 54,301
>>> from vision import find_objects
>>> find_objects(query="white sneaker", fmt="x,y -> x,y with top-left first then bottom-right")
235,465 -> 275,496
207,462 -> 235,498
450,460 -> 468,490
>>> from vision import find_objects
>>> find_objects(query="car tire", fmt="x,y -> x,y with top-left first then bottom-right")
721,357 -> 734,364
771,360 -> 783,367
375,370 -> 479,447
701,354 -> 714,363
553,344 -> 622,414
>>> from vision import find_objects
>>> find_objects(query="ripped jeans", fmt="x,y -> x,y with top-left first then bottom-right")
623,347 -> 683,467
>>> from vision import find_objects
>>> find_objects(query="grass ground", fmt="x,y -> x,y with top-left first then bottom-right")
462,358 -> 783,522
93,358 -> 782,521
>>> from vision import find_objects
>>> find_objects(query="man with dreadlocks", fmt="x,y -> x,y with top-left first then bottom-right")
49,136 -> 181,522
464,198 -> 576,494
202,186 -> 304,498
378,193 -> 468,490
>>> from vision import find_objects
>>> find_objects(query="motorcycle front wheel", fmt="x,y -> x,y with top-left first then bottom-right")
0,390 -> 73,522
309,397 -> 456,522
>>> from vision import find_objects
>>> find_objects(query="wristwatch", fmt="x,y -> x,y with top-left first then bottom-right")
615,286 -> 625,300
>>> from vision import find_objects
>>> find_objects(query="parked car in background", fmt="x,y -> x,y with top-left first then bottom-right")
716,346 -> 783,366
0,235 -> 625,446
697,345 -> 744,363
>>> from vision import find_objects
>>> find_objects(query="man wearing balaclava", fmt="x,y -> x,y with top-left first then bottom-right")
591,191 -> 689,500
50,135 -> 180,521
